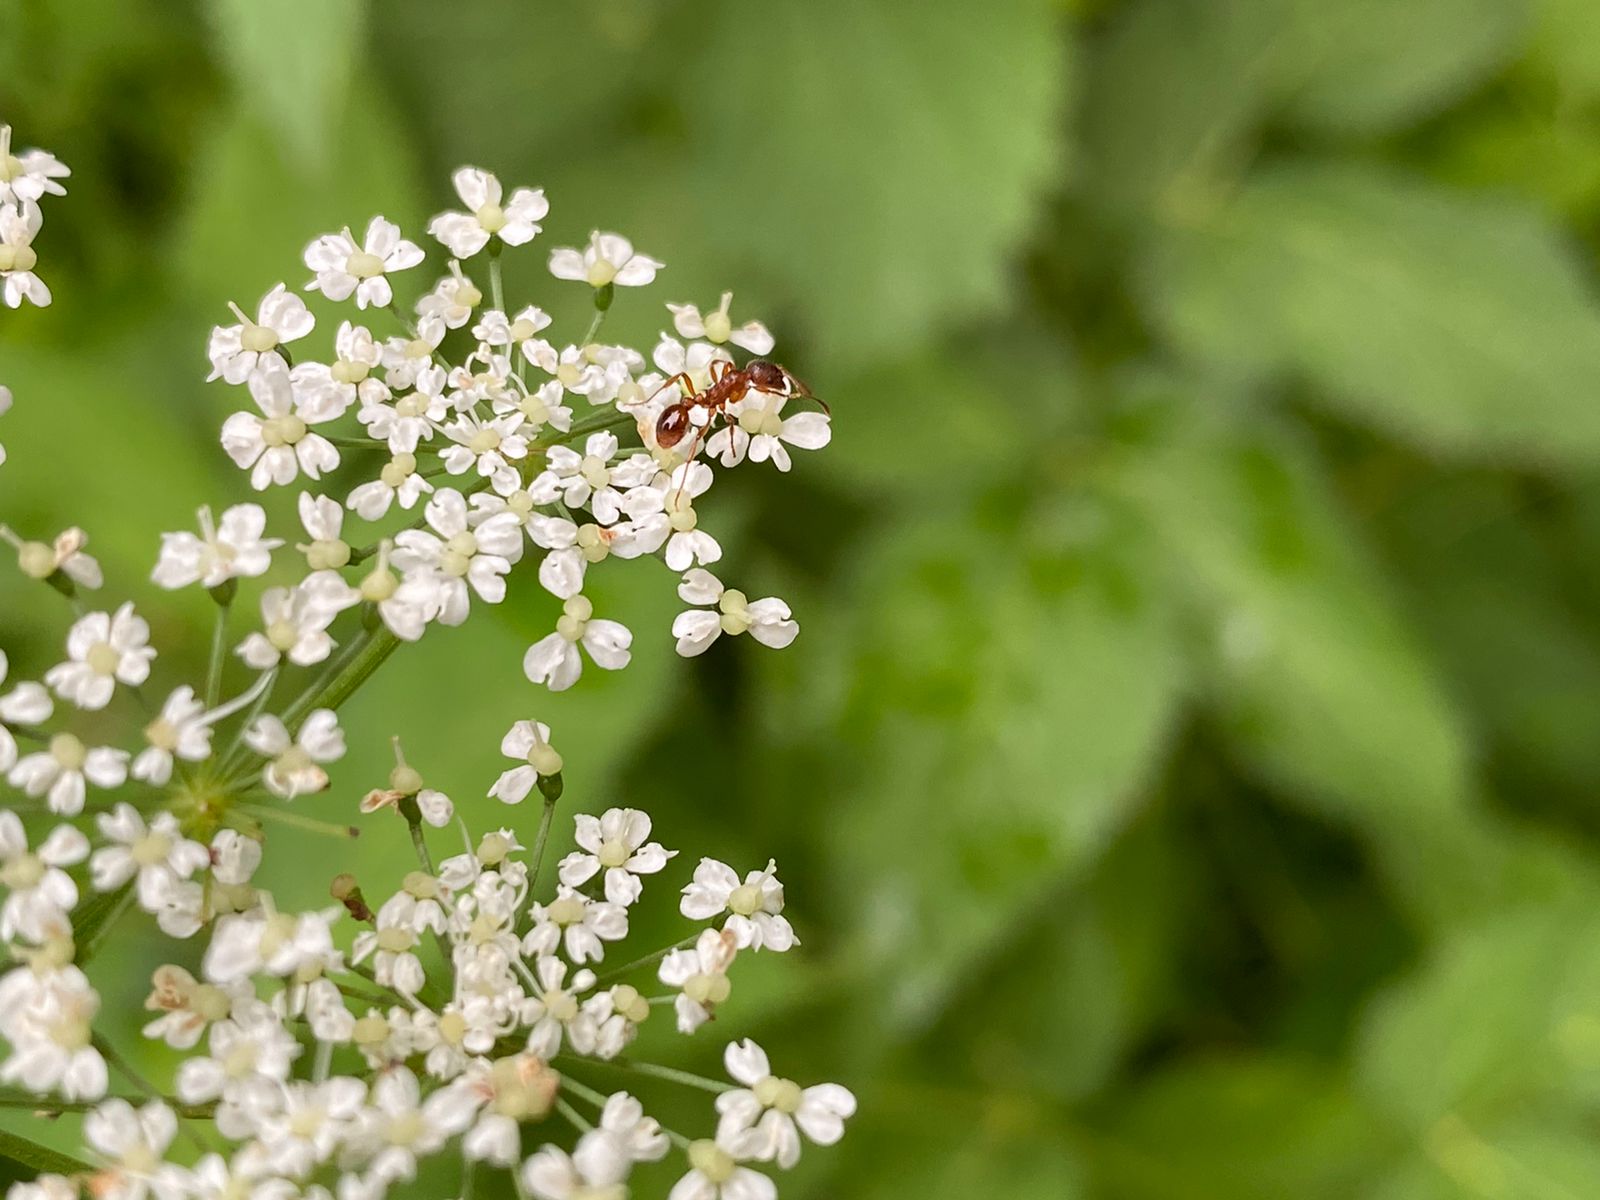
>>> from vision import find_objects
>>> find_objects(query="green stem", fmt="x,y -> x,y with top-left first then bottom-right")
489,249 -> 506,315
528,795 -> 559,895
80,887 -> 137,962
205,598 -> 230,710
592,933 -> 698,987
0,1090 -> 214,1119
235,802 -> 358,839
599,1058 -> 732,1094
555,1096 -> 593,1133
544,407 -> 634,448
287,626 -> 400,730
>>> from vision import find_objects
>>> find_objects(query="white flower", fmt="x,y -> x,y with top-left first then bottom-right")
531,432 -> 651,522
1,524 -> 104,589
559,808 -> 675,906
523,595 -> 632,692
84,1099 -> 179,1200
174,1007 -> 298,1129
250,1077 -> 365,1177
236,576 -> 354,670
152,503 -> 281,590
8,732 -> 129,815
351,1067 -> 471,1184
523,1129 -> 633,1200
380,320 -> 446,389
303,216 -> 424,308
416,259 -> 483,335
0,650 -> 51,773
716,1040 -> 855,1168
210,829 -> 262,887
244,710 -> 344,798
292,320 -> 387,415
680,858 -> 797,952
202,907 -> 340,986
573,985 -> 650,1060
221,359 -> 340,490
429,168 -> 548,258
91,804 -> 210,909
488,720 -> 563,804
0,813 -> 87,941
45,601 -> 156,710
207,284 -> 316,384
668,1134 -> 775,1200
141,965 -> 241,1049
659,928 -> 739,1034
442,409 -> 528,489
361,363 -> 450,454
599,1091 -> 670,1163
0,126 -> 70,205
133,686 -> 213,785
0,964 -> 106,1098
524,886 -> 628,965
549,231 -> 663,289
0,201 -> 49,308
672,570 -> 798,658
348,450 -> 434,520
526,513 -> 618,600
707,392 -> 830,471
521,955 -> 594,1057
392,487 -> 521,625
667,293 -> 774,354
357,542 -> 437,642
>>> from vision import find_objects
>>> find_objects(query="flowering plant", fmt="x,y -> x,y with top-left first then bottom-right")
0,128 -> 850,1200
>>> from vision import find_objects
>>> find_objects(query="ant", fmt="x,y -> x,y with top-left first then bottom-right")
649,359 -> 825,455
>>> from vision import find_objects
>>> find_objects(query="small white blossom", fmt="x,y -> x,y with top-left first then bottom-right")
659,928 -> 739,1034
152,503 -> 281,590
673,570 -> 798,658
392,487 -> 521,625
221,359 -> 340,490
0,201 -> 49,308
0,126 -> 70,205
83,1099 -> 179,1200
0,963 -> 106,1099
680,858 -> 797,952
429,168 -> 548,258
0,813 -> 87,942
524,886 -> 628,965
0,650 -> 51,773
523,1129 -> 633,1200
207,284 -> 316,384
244,710 -> 345,798
716,1040 -> 855,1168
548,230 -> 662,289
523,595 -> 632,692
45,601 -> 156,710
488,719 -> 562,804
304,216 -> 424,308
667,292 -> 774,354
8,732 -> 129,815
668,1133 -> 775,1200
90,804 -> 210,909
559,808 -> 675,906
707,392 -> 830,471
133,686 -> 214,785
348,450 -> 434,520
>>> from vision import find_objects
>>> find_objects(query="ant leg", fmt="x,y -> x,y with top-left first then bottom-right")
642,372 -> 698,407
710,358 -> 733,383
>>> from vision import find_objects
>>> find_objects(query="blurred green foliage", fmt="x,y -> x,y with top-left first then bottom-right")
7,0 -> 1600,1195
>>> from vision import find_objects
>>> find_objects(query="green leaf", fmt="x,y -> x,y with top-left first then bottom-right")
0,1125 -> 94,1175
174,90 -> 424,314
1371,1122 -> 1600,1200
71,883 -> 134,965
1078,0 -> 1283,214
208,0 -> 365,167
826,494 -> 1185,1031
681,0 -> 1072,364
1274,0 -> 1530,135
1355,908 -> 1600,1131
1090,1055 -> 1390,1199
1141,162 -> 1600,468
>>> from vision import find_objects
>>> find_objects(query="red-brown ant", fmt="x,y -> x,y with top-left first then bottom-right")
650,359 -> 825,454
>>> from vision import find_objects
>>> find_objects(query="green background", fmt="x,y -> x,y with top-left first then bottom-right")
8,0 -> 1600,1195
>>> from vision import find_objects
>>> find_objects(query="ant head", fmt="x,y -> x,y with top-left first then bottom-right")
745,360 -> 788,391
656,404 -> 692,448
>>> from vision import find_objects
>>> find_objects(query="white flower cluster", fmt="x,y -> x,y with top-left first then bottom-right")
0,160 -> 852,1200
190,165 -> 826,693
0,125 -> 67,309
2,749 -> 853,1200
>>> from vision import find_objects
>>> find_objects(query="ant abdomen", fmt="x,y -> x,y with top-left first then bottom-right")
656,404 -> 692,448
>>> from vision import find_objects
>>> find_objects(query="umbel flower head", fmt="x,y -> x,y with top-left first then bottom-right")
0,151 -> 850,1200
